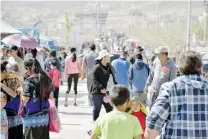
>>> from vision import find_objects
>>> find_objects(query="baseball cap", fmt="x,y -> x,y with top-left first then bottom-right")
155,46 -> 169,54
9,45 -> 18,51
95,50 -> 110,60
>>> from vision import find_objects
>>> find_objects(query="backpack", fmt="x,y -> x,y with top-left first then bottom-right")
48,69 -> 60,88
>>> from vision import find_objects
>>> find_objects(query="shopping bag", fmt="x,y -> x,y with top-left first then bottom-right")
103,95 -> 110,103
48,99 -> 60,133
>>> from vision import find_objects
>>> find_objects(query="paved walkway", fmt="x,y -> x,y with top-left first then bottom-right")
50,79 -> 103,139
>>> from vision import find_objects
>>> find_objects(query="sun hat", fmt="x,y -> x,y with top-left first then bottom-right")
95,50 -> 110,60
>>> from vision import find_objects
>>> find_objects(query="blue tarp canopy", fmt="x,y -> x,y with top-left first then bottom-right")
39,36 -> 58,51
17,28 -> 39,33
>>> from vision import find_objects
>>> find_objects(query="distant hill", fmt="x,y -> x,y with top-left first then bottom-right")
1,1 -> 205,45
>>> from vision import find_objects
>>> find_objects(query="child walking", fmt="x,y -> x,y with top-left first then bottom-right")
1,92 -> 8,139
129,96 -> 147,139
48,60 -> 60,109
90,85 -> 143,139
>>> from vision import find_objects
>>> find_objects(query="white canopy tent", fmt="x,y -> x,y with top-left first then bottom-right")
1,19 -> 22,34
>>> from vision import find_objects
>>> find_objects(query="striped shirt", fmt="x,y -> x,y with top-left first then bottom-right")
146,74 -> 208,139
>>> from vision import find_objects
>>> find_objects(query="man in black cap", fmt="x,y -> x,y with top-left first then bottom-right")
8,45 -> 25,78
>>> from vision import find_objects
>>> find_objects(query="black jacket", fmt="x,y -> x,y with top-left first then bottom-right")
88,61 -> 117,95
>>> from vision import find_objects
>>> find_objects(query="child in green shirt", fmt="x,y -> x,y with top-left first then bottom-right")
90,85 -> 143,139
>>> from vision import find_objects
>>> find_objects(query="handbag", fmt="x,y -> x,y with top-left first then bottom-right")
106,74 -> 114,91
48,99 -> 60,133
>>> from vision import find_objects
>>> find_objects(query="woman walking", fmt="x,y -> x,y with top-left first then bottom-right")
64,48 -> 80,106
88,50 -> 117,121
22,59 -> 52,139
1,61 -> 23,139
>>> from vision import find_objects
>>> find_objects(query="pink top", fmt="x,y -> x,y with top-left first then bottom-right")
65,54 -> 80,74
48,67 -> 60,88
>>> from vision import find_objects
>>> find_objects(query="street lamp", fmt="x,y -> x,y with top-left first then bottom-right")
203,0 -> 208,42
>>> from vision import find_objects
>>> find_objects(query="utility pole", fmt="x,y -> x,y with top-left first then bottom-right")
204,0 -> 208,42
80,1 -> 84,33
155,0 -> 159,50
96,1 -> 100,38
186,0 -> 191,50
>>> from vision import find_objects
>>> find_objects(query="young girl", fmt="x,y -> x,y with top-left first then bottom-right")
128,96 -> 147,139
48,60 -> 60,109
1,92 -> 8,139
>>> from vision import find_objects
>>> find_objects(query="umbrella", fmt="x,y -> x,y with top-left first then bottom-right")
2,34 -> 40,48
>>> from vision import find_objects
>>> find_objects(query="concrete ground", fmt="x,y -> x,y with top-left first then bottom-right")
50,79 -> 103,139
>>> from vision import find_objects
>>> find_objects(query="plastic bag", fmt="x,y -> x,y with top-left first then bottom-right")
48,99 -> 60,133
103,95 -> 110,103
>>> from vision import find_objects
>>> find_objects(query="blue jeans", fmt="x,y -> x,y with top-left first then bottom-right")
92,95 -> 113,121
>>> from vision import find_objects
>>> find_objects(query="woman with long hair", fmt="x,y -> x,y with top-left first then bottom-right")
1,61 -> 23,139
64,48 -> 80,106
22,58 -> 52,139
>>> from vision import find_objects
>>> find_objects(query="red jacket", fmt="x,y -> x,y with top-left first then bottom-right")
132,111 -> 146,138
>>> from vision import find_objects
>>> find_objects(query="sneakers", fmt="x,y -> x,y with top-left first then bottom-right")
64,99 -> 68,107
64,93 -> 69,107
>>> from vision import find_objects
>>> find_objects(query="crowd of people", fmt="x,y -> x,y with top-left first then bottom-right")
1,42 -> 208,139
85,44 -> 208,139
0,44 -> 79,139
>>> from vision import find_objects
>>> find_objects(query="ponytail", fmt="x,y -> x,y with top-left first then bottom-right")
31,49 -> 37,59
72,53 -> 77,62
70,48 -> 77,62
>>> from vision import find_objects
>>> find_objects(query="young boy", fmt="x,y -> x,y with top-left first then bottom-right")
1,92 -> 8,139
48,60 -> 60,109
129,96 -> 147,139
90,85 -> 143,139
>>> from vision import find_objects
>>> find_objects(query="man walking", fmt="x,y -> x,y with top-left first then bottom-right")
145,51 -> 208,139
145,46 -> 177,108
81,44 -> 98,106
112,51 -> 130,86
